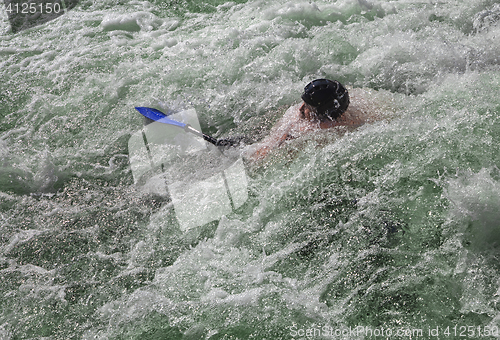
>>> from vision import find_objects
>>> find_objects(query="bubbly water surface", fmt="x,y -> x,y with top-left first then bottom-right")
1,0 -> 500,339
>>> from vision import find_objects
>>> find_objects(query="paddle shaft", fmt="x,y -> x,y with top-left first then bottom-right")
184,125 -> 218,146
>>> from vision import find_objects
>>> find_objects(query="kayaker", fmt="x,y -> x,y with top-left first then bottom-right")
247,78 -> 368,160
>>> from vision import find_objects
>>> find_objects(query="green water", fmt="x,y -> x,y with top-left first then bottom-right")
1,0 -> 500,339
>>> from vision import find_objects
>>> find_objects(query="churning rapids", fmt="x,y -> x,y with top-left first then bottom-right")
2,0 -> 500,339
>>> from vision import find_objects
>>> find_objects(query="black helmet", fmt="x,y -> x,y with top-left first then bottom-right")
301,79 -> 349,119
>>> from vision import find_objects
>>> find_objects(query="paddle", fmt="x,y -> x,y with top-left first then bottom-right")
135,107 -> 218,145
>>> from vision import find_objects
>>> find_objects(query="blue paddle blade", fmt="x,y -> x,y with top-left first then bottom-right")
135,107 -> 186,128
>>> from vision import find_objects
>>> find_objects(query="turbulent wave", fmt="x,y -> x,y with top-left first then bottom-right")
1,0 -> 500,338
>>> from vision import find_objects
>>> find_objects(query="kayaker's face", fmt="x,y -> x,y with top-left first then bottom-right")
299,102 -> 315,120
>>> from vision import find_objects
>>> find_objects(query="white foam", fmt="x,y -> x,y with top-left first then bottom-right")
101,12 -> 163,32
445,168 -> 500,250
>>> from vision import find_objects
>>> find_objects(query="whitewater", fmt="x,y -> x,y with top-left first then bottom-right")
1,0 -> 500,339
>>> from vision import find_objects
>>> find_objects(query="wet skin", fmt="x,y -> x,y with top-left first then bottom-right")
248,101 -> 366,161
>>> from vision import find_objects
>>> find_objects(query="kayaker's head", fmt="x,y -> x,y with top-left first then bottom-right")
300,79 -> 349,121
